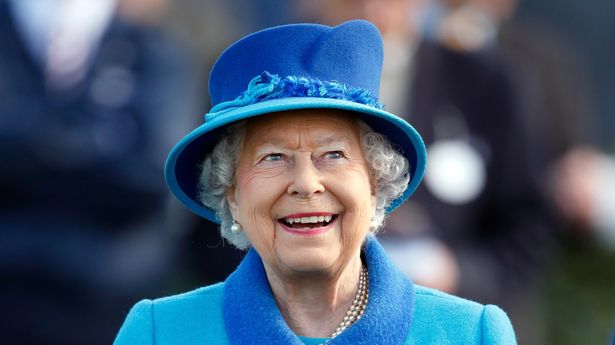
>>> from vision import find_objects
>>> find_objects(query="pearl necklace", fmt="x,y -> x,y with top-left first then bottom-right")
319,265 -> 369,344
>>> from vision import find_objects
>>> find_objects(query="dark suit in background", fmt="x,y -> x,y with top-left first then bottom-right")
381,39 -> 553,344
0,2 -> 197,344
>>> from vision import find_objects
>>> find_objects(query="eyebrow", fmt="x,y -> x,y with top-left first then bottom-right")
252,137 -> 288,148
252,135 -> 350,149
314,135 -> 350,146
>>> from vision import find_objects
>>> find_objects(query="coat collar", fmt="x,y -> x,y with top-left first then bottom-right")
222,235 -> 415,344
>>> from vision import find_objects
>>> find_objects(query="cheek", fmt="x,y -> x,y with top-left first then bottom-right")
236,166 -> 284,213
334,176 -> 373,265
234,168 -> 285,246
330,168 -> 374,232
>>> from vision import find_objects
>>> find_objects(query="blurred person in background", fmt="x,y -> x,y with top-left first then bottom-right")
152,0 -> 249,289
295,0 -> 553,344
419,0 -> 596,342
431,0 -> 615,235
512,0 -> 615,341
432,1 -> 615,343
0,0 -> 198,344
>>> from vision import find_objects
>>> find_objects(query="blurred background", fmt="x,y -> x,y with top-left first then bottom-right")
0,0 -> 614,344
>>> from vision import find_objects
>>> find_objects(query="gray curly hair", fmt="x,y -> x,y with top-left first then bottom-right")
198,118 -> 410,249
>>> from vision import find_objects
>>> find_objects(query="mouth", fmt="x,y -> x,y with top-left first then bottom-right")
277,213 -> 338,234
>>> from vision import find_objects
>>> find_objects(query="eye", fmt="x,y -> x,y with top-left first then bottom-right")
262,153 -> 284,162
323,151 -> 345,159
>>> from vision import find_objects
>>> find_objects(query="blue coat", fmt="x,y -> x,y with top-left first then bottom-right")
114,236 -> 516,344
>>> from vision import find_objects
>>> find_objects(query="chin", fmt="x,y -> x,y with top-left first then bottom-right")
274,245 -> 340,274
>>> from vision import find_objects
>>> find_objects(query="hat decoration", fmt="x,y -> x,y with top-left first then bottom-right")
206,71 -> 385,121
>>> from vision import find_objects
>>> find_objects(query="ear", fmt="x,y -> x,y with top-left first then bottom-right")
226,185 -> 240,220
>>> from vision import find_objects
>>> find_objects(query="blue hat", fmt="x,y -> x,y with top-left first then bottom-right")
165,20 -> 426,223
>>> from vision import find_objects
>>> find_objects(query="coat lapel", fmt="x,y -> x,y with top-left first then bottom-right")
222,235 -> 415,344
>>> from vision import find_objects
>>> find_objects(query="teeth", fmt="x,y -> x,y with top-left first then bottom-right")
283,215 -> 334,224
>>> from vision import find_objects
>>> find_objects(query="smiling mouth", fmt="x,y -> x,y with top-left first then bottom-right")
279,215 -> 338,230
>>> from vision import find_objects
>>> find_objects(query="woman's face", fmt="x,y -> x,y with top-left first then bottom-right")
227,109 -> 375,276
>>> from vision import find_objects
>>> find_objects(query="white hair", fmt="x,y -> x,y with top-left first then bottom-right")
198,118 -> 410,249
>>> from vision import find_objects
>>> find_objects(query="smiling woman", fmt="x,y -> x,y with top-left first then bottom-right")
114,20 -> 517,345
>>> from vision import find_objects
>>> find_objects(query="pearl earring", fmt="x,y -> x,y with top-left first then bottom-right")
369,217 -> 379,232
230,220 -> 242,234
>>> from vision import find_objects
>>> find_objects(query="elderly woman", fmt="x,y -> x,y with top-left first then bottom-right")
114,20 -> 516,344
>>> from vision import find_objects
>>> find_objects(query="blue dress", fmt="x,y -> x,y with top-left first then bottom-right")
114,235 -> 517,344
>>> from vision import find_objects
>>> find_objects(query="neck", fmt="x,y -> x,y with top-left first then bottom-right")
264,255 -> 363,338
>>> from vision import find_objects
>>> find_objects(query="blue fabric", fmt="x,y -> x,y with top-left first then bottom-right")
114,236 -> 517,344
208,71 -> 385,117
405,286 -> 516,344
208,21 -> 383,105
163,20 -> 427,223
222,235 -> 414,345
114,284 -> 229,344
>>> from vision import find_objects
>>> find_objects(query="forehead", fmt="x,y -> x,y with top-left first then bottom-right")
244,109 -> 361,146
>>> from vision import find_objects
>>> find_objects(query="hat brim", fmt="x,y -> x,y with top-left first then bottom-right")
165,97 -> 426,223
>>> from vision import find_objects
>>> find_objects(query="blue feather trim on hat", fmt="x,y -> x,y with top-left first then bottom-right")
207,72 -> 385,120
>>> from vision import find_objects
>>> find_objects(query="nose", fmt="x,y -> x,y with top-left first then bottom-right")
287,155 -> 325,198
